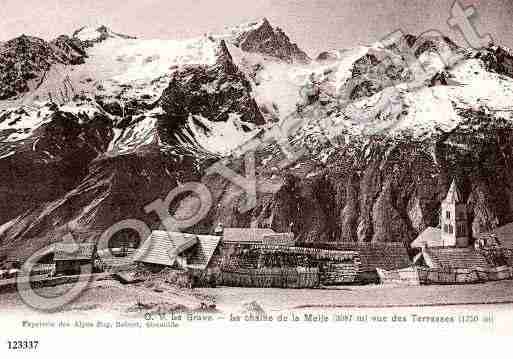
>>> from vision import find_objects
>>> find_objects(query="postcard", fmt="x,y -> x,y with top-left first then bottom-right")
0,0 -> 512,356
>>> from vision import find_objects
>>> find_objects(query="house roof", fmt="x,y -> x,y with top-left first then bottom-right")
54,241 -> 96,261
480,222 -> 513,249
424,247 -> 491,270
222,228 -> 277,243
411,227 -> 443,249
186,235 -> 221,270
259,246 -> 360,262
304,242 -> 411,272
262,233 -> 295,245
135,231 -> 197,267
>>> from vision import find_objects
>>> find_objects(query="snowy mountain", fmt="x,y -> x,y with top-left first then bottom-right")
2,20 -> 513,260
215,18 -> 310,64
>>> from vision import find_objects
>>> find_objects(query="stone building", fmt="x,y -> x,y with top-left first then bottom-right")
412,179 -> 470,249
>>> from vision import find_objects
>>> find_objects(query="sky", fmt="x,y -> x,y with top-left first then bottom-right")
1,0 -> 512,57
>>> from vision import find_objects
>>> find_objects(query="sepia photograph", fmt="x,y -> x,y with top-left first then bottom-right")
0,0 -> 512,356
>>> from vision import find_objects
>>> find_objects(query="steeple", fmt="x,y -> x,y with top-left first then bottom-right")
440,178 -> 469,247
446,179 -> 463,204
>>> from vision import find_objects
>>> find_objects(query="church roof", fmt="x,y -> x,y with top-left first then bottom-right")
445,179 -> 464,204
411,227 -> 443,248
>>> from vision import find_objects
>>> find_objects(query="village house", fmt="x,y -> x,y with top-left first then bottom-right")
54,235 -> 96,276
412,247 -> 490,272
132,231 -> 222,286
136,231 -> 197,269
135,231 -> 221,270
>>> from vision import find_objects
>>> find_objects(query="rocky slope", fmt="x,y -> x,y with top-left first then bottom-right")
0,35 -> 87,100
2,22 -> 513,261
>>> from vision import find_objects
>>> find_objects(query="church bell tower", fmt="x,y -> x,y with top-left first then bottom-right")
440,179 -> 469,247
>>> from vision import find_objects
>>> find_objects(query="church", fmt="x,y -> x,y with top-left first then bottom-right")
410,180 -> 492,271
411,179 -> 470,250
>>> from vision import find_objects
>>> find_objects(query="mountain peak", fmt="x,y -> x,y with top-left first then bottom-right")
219,18 -> 310,63
223,18 -> 269,36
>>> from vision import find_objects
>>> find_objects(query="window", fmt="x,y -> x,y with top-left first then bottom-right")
446,211 -> 451,219
443,224 -> 449,233
448,224 -> 454,234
